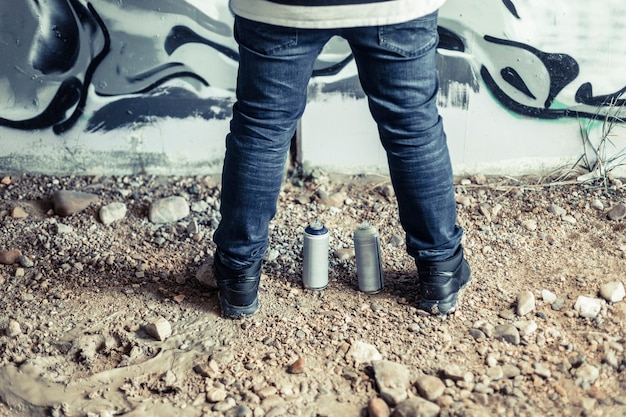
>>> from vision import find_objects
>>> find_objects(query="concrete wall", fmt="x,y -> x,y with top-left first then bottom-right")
1,0 -> 625,176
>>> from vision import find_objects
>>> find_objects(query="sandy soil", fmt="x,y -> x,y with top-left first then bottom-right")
0,172 -> 625,417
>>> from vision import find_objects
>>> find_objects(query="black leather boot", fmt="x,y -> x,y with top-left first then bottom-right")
213,255 -> 261,318
416,247 -> 471,314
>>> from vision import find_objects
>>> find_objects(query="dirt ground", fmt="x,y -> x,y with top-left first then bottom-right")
0,171 -> 625,417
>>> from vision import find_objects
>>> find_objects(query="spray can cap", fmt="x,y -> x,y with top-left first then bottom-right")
306,220 -> 328,235
358,221 -> 372,230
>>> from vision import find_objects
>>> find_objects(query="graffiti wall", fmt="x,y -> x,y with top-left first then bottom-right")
0,0 -> 625,175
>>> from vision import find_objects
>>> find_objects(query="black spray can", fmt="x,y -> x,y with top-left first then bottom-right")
354,221 -> 384,294
302,220 -> 329,290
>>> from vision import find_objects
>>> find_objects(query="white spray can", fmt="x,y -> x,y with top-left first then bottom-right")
302,220 -> 329,290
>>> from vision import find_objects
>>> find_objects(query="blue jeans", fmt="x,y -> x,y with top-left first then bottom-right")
214,13 -> 463,270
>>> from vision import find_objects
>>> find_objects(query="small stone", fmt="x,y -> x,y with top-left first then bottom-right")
18,256 -> 34,268
552,298 -> 565,311
52,190 -> 99,216
562,215 -> 577,224
0,249 -> 22,265
522,219 -> 538,231
513,320 -> 538,336
372,360 -> 411,406
99,202 -> 127,225
415,375 -> 445,401
493,324 -> 521,345
368,397 -> 391,417
473,320 -> 495,338
346,340 -> 382,365
516,291 -> 535,316
149,196 -> 190,224
599,281 -> 625,303
11,206 -> 28,219
455,195 -> 472,208
590,199 -> 604,211
575,364 -> 599,386
5,320 -> 21,337
533,362 -> 551,378
442,364 -> 471,382
486,366 -> 504,381
548,204 -> 567,217
256,386 -> 278,399
56,224 -> 73,234
1,176 -> 10,185
502,364 -> 521,379
607,203 -> 626,221
574,296 -> 604,318
287,357 -> 305,374
206,387 -> 227,403
391,397 -> 440,417
145,317 -> 172,341
541,289 -> 557,304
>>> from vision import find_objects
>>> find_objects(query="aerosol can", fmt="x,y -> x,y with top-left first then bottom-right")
302,220 -> 329,290
354,221 -> 384,294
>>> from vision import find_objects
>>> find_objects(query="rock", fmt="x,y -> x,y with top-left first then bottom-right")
501,364 -> 521,379
548,204 -> 567,217
607,203 -> 626,221
415,375 -> 445,401
346,341 -> 382,365
493,324 -> 521,345
11,206 -> 28,219
256,386 -> 278,399
191,200 -> 210,213
206,387 -> 227,403
372,360 -> 411,406
522,219 -> 538,231
442,364 -> 472,382
591,199 -> 604,211
574,364 -> 599,386
516,291 -> 535,316
225,405 -> 253,417
149,196 -> 190,224
514,320 -> 538,336
56,223 -> 73,234
541,289 -> 557,304
52,190 -> 99,216
562,215 -> 577,224
473,320 -> 495,338
145,317 -> 172,341
391,397 -> 440,417
99,202 -> 127,225
0,176 -> 10,185
486,366 -> 504,381
5,320 -> 21,337
196,258 -> 218,290
0,249 -> 22,265
18,256 -> 34,268
599,281 -> 625,303
533,362 -> 551,378
574,296 -> 604,318
288,357 -> 305,374
368,397 -> 391,417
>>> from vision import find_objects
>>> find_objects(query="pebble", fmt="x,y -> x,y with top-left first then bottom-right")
287,357 -> 306,374
0,176 -> 10,185
206,387 -> 227,403
541,289 -> 557,304
18,256 -> 34,268
52,190 -> 99,216
493,324 -> 521,345
607,203 -> 626,220
574,364 -> 599,386
145,317 -> 172,341
522,219 -> 538,231
99,202 -> 127,225
0,249 -> 22,265
513,320 -> 538,336
501,364 -> 521,379
591,199 -> 604,211
574,296 -> 604,318
368,397 -> 391,417
149,196 -> 190,224
346,340 -> 382,365
225,405 -> 253,417
442,364 -> 472,382
11,206 -> 28,219
6,320 -> 22,337
372,360 -> 411,406
548,204 -> 567,217
415,375 -> 445,401
599,281 -> 625,303
391,397 -> 440,417
56,224 -> 73,234
486,366 -> 504,381
533,362 -> 551,378
516,291 -> 536,316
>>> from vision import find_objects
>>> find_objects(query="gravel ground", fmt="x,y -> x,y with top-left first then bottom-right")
0,171 -> 625,417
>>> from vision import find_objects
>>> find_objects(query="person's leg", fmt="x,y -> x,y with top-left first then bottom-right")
344,12 -> 470,314
212,17 -> 331,317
